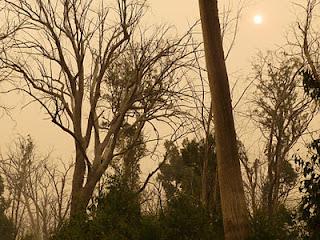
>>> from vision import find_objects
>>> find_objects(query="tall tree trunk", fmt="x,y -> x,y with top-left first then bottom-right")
70,146 -> 87,217
198,0 -> 249,239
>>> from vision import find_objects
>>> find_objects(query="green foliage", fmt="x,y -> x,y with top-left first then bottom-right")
295,139 -> 320,239
53,174 -> 162,240
113,123 -> 146,191
52,175 -> 143,240
139,216 -> 162,240
160,194 -> 223,240
298,57 -> 320,239
0,214 -> 16,240
93,176 -> 142,240
295,60 -> 320,239
50,213 -> 91,240
52,172 -> 224,240
301,69 -> 320,100
53,137 -> 224,240
157,137 -> 223,239
158,136 -> 216,203
261,159 -> 298,207
248,205 -> 299,240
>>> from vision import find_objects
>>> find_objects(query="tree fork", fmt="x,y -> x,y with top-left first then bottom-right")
198,0 -> 249,239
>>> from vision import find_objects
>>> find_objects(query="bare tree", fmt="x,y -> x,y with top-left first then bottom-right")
1,0 -> 197,217
198,0 -> 249,239
220,0 -> 246,61
0,1 -> 24,116
0,136 -> 72,240
291,0 -> 320,82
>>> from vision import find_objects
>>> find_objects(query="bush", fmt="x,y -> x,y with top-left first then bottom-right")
248,206 -> 299,240
51,213 -> 92,240
160,194 -> 223,240
0,214 -> 16,240
295,139 -> 320,239
52,175 -> 226,240
52,176 -> 143,240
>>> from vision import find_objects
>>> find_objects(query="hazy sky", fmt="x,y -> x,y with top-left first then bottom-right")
0,0 -> 298,161
148,0 -> 294,69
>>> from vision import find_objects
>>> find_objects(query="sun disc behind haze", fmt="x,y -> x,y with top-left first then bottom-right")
253,15 -> 263,25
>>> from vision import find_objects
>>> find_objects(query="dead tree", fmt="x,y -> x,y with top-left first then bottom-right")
0,2 -> 24,115
0,136 -> 72,239
292,0 -> 320,82
1,0 -> 197,217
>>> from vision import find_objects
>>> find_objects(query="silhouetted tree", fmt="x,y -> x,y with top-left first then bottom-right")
0,136 -> 72,239
1,0 -> 197,217
251,52 -> 314,216
159,137 -> 218,211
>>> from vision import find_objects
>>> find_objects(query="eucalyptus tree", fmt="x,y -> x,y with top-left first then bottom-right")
250,52 -> 315,216
198,0 -> 249,239
1,0 -> 197,217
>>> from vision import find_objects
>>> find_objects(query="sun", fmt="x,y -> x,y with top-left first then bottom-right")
253,15 -> 263,25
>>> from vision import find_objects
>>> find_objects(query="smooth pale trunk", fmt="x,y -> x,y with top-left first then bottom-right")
198,0 -> 249,239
